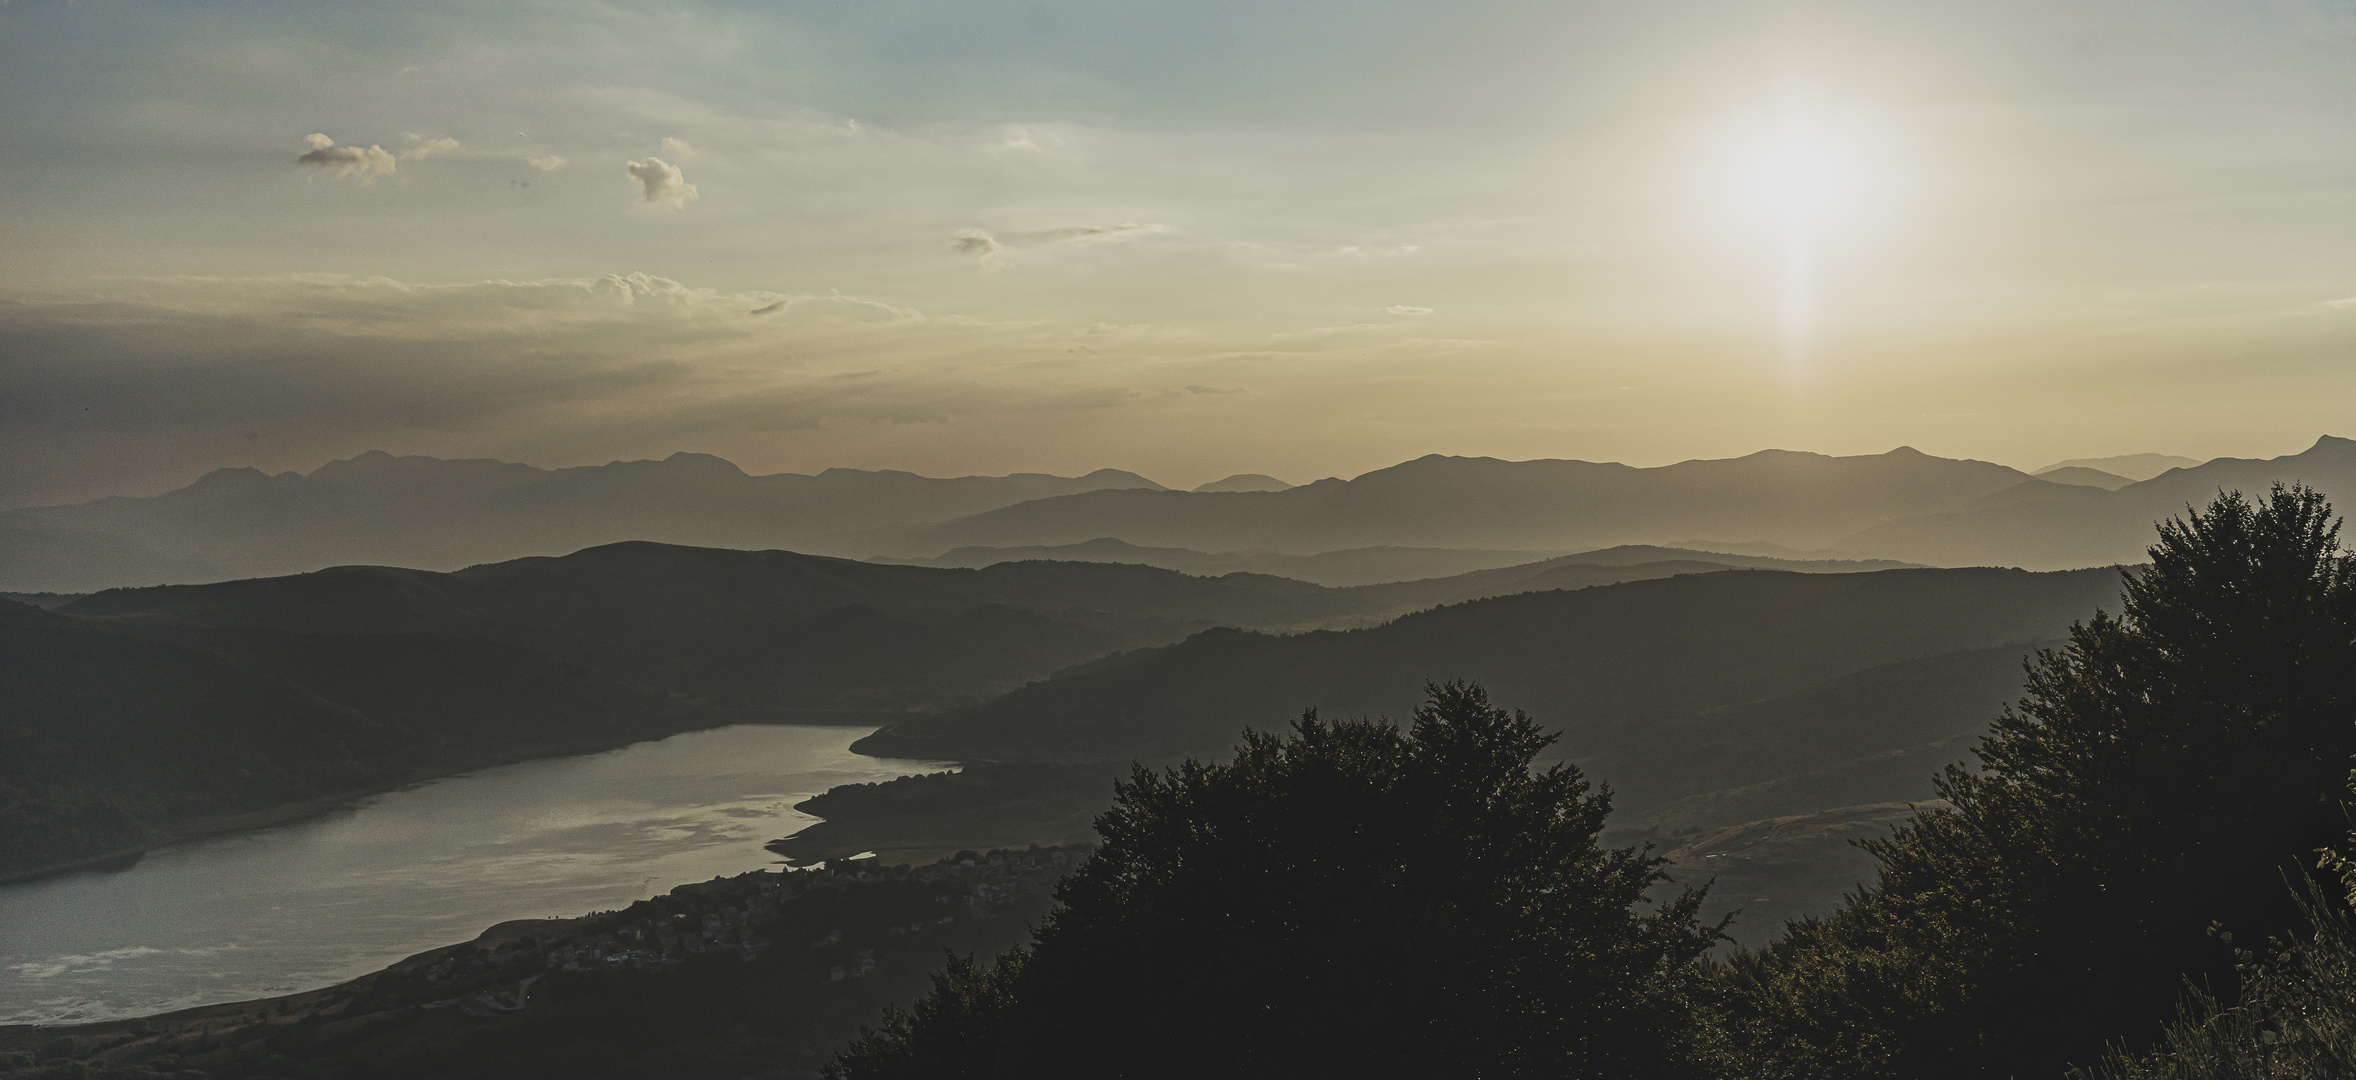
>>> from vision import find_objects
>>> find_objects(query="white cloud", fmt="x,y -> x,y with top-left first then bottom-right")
296,133 -> 396,183
401,136 -> 461,161
526,155 -> 568,172
2326,297 -> 2356,310
659,136 -> 698,157
1383,305 -> 1434,315
626,157 -> 698,208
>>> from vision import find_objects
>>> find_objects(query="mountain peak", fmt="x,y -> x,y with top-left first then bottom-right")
657,452 -> 750,476
1077,469 -> 1168,490
1192,473 -> 1293,493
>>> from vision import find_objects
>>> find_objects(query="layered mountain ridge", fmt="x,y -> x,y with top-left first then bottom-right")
7,438 -> 2347,592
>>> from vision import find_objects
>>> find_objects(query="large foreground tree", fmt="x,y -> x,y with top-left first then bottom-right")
1712,485 -> 2356,1079
828,682 -> 1722,1080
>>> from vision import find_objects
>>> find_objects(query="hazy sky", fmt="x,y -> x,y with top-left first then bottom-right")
3,0 -> 2352,507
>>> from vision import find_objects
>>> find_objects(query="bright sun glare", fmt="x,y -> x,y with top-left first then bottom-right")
1720,111 -> 1877,372
1735,120 -> 1863,230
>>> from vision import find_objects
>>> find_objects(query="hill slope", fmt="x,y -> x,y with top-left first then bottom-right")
58,541 -> 1929,708
0,600 -> 692,878
853,566 -> 2119,763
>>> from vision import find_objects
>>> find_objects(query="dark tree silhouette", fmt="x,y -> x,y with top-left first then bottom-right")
1713,485 -> 2356,1079
828,681 -> 1722,1080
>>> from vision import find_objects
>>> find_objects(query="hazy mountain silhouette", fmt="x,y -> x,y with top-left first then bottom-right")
6,444 -> 2234,594
875,538 -> 1559,583
0,451 -> 1164,592
2034,452 -> 2202,481
1843,436 -> 2356,569
877,539 -> 1915,587
1191,473 -> 1294,492
852,565 -> 2120,764
883,447 -> 2035,557
2030,466 -> 2136,490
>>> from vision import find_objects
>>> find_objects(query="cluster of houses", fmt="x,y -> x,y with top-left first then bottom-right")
409,846 -> 1088,1007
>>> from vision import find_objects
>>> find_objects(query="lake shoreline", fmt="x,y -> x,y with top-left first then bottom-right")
0,714 -> 911,887
0,725 -> 937,1026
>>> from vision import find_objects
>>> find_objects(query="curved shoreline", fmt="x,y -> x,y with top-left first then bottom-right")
1,714 -> 901,886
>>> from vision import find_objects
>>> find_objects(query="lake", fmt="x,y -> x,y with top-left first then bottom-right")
0,725 -> 935,1025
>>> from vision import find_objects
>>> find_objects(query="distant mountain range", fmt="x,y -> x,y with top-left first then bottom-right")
881,447 -> 2040,557
0,452 -> 1164,592
6,439 -> 2346,592
874,538 -> 1917,587
1844,436 -> 2356,568
2034,453 -> 2202,481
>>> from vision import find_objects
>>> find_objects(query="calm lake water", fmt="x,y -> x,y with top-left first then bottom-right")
0,725 -> 934,1025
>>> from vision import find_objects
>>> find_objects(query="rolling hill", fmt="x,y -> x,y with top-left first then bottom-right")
779,565 -> 2121,877
851,565 -> 2120,764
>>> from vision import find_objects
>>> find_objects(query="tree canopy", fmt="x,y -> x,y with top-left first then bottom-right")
1710,484 -> 2356,1078
827,681 -> 1722,1080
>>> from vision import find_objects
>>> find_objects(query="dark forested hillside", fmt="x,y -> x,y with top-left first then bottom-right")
55,541 -> 1925,712
854,566 -> 2120,764
15,539 -> 1895,877
0,600 -> 691,878
56,544 -> 1247,713
786,567 -> 2119,877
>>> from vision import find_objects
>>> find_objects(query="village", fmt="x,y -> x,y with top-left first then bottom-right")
407,846 -> 1085,1009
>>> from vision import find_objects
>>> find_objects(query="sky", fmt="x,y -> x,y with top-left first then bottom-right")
2,0 -> 2352,508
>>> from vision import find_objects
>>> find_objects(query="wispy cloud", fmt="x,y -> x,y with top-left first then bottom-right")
1041,223 -> 1168,244
626,157 -> 697,208
400,136 -> 461,161
947,223 -> 1167,269
296,134 -> 395,183
1383,305 -> 1434,315
948,228 -> 1005,269
526,154 -> 568,171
